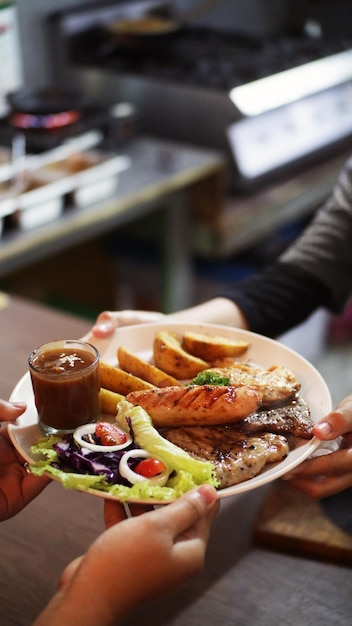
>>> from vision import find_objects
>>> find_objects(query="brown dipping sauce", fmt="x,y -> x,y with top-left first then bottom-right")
29,340 -> 101,434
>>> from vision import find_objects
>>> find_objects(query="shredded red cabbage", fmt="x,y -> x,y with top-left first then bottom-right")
52,435 -> 140,485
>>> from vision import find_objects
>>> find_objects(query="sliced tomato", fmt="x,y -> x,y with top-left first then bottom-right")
134,458 -> 167,478
95,422 -> 128,446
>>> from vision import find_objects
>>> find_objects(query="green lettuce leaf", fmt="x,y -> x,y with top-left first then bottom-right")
29,401 -> 218,502
116,400 -> 218,487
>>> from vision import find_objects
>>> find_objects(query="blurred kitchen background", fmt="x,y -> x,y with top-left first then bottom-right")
1,0 -> 352,404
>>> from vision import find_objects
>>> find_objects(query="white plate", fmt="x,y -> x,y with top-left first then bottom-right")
8,322 -> 332,502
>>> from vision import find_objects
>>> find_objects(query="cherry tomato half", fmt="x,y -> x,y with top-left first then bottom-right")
134,458 -> 167,478
95,422 -> 128,447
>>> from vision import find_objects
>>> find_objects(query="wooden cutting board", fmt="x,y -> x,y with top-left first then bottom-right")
254,482 -> 352,566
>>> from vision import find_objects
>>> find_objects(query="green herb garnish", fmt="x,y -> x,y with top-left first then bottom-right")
190,370 -> 230,386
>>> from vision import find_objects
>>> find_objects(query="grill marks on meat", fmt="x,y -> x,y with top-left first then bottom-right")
127,358 -> 311,488
163,426 -> 289,489
208,363 -> 300,408
238,395 -> 313,439
126,385 -> 262,428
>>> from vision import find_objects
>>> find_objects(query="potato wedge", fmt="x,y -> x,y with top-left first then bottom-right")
153,330 -> 208,379
182,331 -> 249,361
118,346 -> 181,387
99,387 -> 124,415
99,361 -> 155,395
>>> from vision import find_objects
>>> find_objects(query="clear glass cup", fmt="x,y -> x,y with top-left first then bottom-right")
28,339 -> 101,436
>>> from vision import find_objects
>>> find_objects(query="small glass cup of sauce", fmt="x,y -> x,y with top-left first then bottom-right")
28,339 -> 101,436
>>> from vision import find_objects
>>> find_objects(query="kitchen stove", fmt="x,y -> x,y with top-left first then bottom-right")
50,1 -> 352,191
44,2 -> 352,268
86,26 -> 348,91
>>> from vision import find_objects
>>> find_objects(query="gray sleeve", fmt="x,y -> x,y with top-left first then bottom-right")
280,156 -> 352,311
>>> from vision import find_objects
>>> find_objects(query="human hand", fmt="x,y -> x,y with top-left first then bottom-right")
55,500 -> 155,591
34,484 -> 219,626
0,427 -> 51,520
283,395 -> 352,498
91,309 -> 166,339
0,398 -> 27,423
104,499 -> 154,528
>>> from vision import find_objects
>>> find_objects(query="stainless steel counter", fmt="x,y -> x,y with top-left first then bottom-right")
0,137 -> 225,311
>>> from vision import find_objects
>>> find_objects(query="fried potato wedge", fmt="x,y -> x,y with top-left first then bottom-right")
117,346 -> 180,388
182,331 -> 249,361
99,387 -> 124,415
153,330 -> 209,379
99,361 -> 155,396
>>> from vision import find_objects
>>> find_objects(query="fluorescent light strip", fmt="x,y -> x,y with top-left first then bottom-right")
229,49 -> 352,116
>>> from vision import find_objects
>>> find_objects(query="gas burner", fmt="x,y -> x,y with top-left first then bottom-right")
88,26 -> 352,90
9,110 -> 81,130
0,88 -> 109,153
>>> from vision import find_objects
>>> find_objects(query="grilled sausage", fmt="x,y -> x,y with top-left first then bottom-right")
126,384 -> 262,428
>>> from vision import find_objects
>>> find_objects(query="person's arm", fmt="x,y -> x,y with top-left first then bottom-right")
283,396 -> 352,498
168,296 -> 248,328
91,263 -> 330,340
33,484 -> 219,626
221,261 -> 331,337
92,157 -> 352,340
280,155 -> 352,313
91,298 -> 248,339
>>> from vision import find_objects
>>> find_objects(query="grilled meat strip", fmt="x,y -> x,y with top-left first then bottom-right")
163,426 -> 289,489
126,384 -> 262,428
238,395 -> 313,439
207,363 -> 300,408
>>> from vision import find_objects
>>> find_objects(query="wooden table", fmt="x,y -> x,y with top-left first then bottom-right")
0,294 -> 351,626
